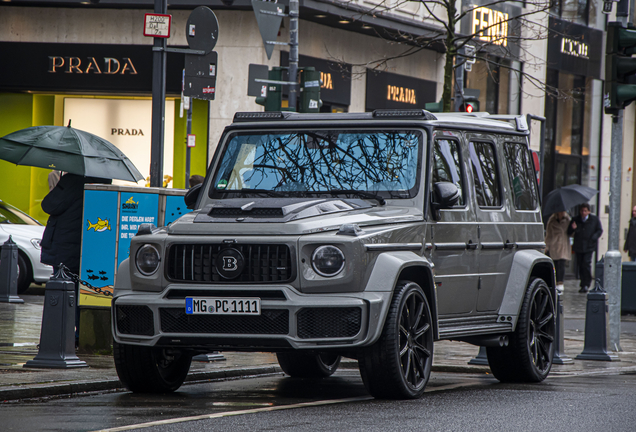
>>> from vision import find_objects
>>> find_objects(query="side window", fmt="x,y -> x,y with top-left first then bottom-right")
504,142 -> 539,210
469,141 -> 501,207
432,139 -> 464,206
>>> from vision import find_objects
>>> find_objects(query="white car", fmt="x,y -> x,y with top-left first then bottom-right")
0,199 -> 53,293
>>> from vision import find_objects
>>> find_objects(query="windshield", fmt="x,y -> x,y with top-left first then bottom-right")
0,202 -> 41,226
210,129 -> 423,200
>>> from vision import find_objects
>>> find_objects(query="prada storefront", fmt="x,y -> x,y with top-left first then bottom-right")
0,42 -> 209,223
543,18 -> 603,198
281,52 -> 352,113
365,70 -> 437,111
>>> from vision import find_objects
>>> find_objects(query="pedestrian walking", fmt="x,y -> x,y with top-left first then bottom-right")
545,211 -> 571,294
40,173 -> 111,346
567,203 -> 603,293
624,205 -> 636,261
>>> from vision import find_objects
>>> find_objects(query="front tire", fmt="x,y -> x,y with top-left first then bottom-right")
487,278 -> 555,382
358,281 -> 434,399
17,253 -> 33,294
276,352 -> 341,378
113,341 -> 192,393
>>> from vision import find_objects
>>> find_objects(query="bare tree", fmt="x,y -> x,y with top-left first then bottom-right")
331,0 -> 557,112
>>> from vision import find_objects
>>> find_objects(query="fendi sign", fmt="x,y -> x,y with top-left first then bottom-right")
0,42 -> 184,94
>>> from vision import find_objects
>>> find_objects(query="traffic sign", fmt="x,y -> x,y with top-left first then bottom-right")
252,0 -> 286,60
248,64 -> 270,97
186,6 -> 219,53
184,51 -> 218,100
144,14 -> 171,38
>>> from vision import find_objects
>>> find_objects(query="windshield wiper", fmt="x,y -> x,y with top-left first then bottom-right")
327,189 -> 386,206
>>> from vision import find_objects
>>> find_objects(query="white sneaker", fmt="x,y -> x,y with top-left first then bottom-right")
556,284 -> 564,294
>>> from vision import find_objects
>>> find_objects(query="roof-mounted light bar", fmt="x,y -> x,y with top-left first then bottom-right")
233,112 -> 286,121
372,109 -> 437,120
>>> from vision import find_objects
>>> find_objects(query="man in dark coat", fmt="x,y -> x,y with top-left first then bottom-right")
624,205 -> 636,261
40,173 -> 111,344
567,203 -> 603,293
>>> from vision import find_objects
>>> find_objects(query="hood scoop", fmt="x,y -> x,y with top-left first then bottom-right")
194,198 -> 371,223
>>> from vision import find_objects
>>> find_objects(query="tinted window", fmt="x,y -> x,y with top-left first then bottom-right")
0,203 -> 40,225
211,130 -> 422,199
504,142 -> 539,210
469,141 -> 501,207
433,139 -> 464,206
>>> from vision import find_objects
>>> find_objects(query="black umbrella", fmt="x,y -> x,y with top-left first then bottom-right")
542,184 -> 598,216
0,124 -> 144,183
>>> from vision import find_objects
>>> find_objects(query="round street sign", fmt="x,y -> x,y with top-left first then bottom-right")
186,6 -> 219,52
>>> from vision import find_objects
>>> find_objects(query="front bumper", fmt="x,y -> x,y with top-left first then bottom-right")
112,284 -> 391,351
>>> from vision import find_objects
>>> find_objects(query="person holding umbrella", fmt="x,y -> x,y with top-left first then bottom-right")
545,211 -> 571,294
624,205 -> 636,261
567,203 -> 603,293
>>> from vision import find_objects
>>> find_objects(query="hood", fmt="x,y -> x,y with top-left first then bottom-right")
167,198 -> 422,236
0,224 -> 45,240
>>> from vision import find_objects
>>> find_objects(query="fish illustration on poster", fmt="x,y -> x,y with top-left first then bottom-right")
81,190 -> 118,287
165,194 -> 193,225
117,193 -> 159,268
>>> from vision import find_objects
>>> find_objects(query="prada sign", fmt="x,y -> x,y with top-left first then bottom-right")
280,52 -> 352,106
547,18 -> 602,79
0,42 -> 185,94
365,69 -> 436,111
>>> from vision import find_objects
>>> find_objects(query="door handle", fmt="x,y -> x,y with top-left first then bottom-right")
466,241 -> 478,250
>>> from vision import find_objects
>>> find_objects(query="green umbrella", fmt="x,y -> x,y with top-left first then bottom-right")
0,124 -> 144,183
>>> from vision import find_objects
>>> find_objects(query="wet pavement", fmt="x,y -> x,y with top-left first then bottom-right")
1,280 -> 635,402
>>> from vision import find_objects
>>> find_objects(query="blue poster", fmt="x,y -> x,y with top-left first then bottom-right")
117,192 -> 159,267
81,190 -> 118,287
165,195 -> 192,226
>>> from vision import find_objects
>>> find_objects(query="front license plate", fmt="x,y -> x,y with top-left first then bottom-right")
185,297 -> 261,315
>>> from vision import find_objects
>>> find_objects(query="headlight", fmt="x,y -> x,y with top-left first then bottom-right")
136,244 -> 161,276
311,245 -> 345,277
31,239 -> 41,250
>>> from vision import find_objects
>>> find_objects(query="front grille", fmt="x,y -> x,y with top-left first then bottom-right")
297,307 -> 362,339
160,308 -> 289,334
116,305 -> 154,336
210,208 -> 284,218
167,244 -> 293,283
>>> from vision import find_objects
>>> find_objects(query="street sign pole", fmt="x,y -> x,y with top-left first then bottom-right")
185,103 -> 192,188
288,0 -> 299,110
150,0 -> 168,188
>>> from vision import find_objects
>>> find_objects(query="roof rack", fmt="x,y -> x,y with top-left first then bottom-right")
372,109 -> 437,120
482,114 -> 529,132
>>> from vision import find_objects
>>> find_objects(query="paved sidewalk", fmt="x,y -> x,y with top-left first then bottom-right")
1,280 -> 635,402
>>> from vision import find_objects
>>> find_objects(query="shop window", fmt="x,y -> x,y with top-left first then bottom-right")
464,57 -> 515,114
469,141 -> 501,207
433,139 -> 465,206
504,142 -> 539,210
550,0 -> 590,26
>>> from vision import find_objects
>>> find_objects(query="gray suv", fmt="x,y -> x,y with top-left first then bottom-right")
112,110 -> 556,399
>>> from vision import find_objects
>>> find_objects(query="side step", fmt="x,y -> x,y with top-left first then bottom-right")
437,315 -> 513,339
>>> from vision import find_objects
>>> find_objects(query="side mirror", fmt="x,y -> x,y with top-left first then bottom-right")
431,182 -> 460,220
184,183 -> 202,210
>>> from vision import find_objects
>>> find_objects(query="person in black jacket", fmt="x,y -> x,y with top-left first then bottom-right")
624,206 -> 636,261
567,203 -> 603,293
40,173 -> 111,344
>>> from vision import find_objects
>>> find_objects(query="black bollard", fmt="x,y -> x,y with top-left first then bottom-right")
552,292 -> 573,364
575,279 -> 619,362
0,236 -> 24,304
468,346 -> 489,365
25,267 -> 88,369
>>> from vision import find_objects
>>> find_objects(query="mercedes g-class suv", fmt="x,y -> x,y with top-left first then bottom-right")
112,110 -> 556,399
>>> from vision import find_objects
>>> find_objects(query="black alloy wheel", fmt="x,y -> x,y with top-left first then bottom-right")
359,281 -> 434,399
487,278 -> 555,382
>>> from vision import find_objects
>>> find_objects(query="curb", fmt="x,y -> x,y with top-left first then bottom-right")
0,366 -> 282,402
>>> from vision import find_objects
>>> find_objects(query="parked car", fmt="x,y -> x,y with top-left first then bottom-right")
0,199 -> 53,293
112,110 -> 556,399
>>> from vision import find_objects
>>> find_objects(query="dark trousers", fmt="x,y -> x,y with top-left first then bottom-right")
554,259 -> 566,283
575,251 -> 594,288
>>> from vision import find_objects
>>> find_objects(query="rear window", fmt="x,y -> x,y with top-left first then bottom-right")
0,203 -> 40,226
469,141 -> 502,208
504,142 -> 539,210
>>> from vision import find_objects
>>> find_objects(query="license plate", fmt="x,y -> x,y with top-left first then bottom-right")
185,297 -> 261,315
